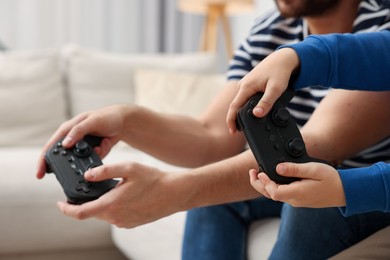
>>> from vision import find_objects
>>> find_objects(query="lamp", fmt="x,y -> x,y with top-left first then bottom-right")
178,0 -> 254,57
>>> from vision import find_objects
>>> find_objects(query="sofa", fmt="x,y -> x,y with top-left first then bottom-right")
0,45 -> 280,260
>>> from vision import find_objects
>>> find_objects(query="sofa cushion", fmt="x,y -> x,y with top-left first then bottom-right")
0,49 -> 67,147
63,45 -> 218,116
134,69 -> 225,117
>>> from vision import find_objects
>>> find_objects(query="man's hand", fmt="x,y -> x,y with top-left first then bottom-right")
56,162 -> 186,228
36,105 -> 129,179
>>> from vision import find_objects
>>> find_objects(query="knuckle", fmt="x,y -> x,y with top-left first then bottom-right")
74,210 -> 87,220
125,162 -> 141,172
259,99 -> 272,109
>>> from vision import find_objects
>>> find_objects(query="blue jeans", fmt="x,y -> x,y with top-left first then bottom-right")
182,198 -> 390,260
182,197 -> 282,260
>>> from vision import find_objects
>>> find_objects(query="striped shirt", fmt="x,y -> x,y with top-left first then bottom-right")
228,0 -> 390,168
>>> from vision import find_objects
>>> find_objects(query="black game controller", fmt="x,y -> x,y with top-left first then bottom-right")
45,135 -> 118,204
236,91 -> 324,184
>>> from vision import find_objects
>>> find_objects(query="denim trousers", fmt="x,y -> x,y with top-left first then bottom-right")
182,197 -> 390,260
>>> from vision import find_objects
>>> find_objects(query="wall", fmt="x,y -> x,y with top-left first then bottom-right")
0,0 -> 275,71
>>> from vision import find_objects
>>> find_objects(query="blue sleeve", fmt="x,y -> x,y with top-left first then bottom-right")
338,162 -> 390,217
280,30 -> 390,91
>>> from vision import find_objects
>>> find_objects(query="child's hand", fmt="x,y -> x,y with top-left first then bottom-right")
249,162 -> 346,208
226,48 -> 300,134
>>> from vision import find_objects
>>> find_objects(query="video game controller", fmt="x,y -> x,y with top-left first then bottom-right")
236,91 -> 325,184
45,135 -> 118,204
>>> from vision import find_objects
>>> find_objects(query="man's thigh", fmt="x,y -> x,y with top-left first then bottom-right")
330,225 -> 390,259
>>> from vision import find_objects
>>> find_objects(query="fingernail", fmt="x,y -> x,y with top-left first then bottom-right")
62,136 -> 73,146
57,201 -> 65,209
278,164 -> 286,175
84,169 -> 95,180
254,107 -> 264,116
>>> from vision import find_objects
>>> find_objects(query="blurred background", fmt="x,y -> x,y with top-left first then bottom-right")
0,0 -> 275,71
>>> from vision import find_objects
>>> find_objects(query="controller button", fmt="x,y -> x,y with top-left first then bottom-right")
56,142 -> 62,147
68,156 -> 75,162
61,150 -> 68,156
274,144 -> 280,150
249,99 -> 258,108
76,181 -> 91,193
246,109 -> 255,118
75,169 -> 83,175
269,134 -> 276,142
287,138 -> 305,157
74,140 -> 91,157
87,164 -> 100,171
265,124 -> 272,131
53,148 -> 59,154
278,156 -> 286,163
272,108 -> 290,126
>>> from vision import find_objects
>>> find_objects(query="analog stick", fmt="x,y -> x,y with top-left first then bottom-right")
272,108 -> 290,126
287,138 -> 305,157
74,140 -> 91,157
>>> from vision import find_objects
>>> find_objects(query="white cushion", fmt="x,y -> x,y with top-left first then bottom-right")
134,69 -> 225,117
63,45 -> 218,116
0,50 -> 67,146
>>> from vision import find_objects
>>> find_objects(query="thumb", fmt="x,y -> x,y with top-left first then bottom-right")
276,162 -> 319,179
84,163 -> 130,181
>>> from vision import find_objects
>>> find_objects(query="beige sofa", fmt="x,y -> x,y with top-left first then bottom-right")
0,46 -> 279,259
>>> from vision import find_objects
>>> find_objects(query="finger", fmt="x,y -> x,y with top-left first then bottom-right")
263,178 -> 279,199
258,169 -> 299,203
276,162 -> 321,180
95,137 -> 119,159
57,199 -> 109,220
226,81 -> 263,133
36,153 -> 48,179
249,169 -> 260,183
249,170 -> 271,198
62,115 -> 97,148
36,114 -> 90,179
253,92 -> 278,117
226,98 -> 243,134
256,172 -> 279,199
84,163 -> 133,182
252,82 -> 286,118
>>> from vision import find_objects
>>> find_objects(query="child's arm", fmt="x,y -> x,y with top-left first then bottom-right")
250,161 -> 390,216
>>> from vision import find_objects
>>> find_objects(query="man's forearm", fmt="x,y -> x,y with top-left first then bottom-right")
119,105 -> 245,167
178,149 -> 260,210
119,81 -> 246,168
301,89 -> 390,163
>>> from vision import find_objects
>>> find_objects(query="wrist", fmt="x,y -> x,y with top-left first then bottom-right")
173,152 -> 261,211
120,104 -> 145,138
279,47 -> 300,74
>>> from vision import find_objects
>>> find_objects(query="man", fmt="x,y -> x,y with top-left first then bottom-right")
184,1 -> 390,259
36,0 -> 390,259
